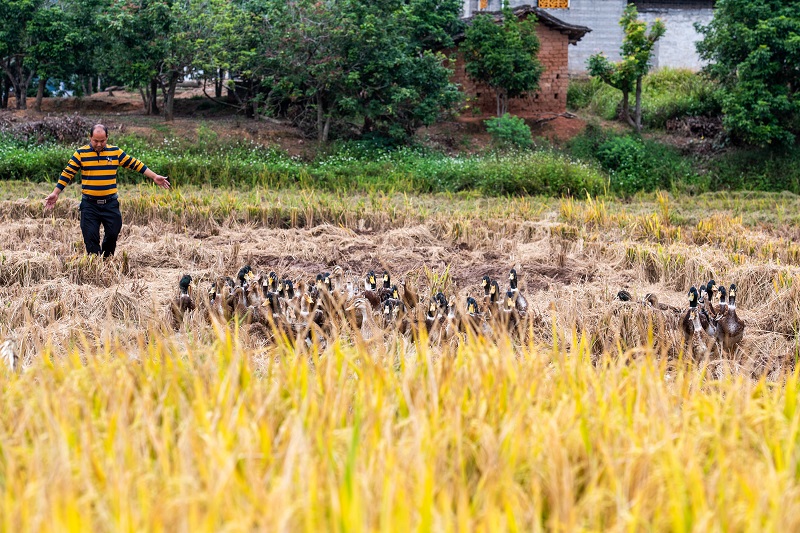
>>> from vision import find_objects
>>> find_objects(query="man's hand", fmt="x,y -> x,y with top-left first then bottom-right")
153,174 -> 170,189
44,189 -> 60,211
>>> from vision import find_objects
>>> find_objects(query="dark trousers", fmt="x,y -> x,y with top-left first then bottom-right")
80,196 -> 122,257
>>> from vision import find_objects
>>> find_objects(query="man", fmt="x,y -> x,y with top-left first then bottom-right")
43,124 -> 170,257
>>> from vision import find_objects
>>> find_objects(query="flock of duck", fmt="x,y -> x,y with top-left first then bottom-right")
0,270 -> 747,375
171,266 -> 533,346
617,279 -> 745,357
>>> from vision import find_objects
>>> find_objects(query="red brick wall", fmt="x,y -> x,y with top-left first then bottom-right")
449,22 -> 570,117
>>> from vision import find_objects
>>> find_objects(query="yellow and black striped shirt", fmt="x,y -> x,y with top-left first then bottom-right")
57,145 -> 149,197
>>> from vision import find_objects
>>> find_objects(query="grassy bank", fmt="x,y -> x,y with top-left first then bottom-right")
0,135 -> 607,198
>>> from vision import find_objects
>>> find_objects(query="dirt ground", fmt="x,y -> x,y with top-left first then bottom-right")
5,89 -> 588,156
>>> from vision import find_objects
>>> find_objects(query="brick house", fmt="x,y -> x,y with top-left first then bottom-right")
450,5 -> 591,118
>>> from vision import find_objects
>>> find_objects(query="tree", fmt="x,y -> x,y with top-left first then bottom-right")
586,5 -> 665,133
0,0 -> 46,109
696,0 -> 800,147
460,4 -> 543,117
102,0 -> 210,121
27,2 -> 77,111
248,0 -> 462,142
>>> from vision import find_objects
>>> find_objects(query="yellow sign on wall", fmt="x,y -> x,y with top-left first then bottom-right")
538,0 -> 569,8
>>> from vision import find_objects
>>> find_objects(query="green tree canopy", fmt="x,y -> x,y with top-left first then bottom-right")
460,4 -> 543,117
586,5 -> 665,133
696,0 -> 800,147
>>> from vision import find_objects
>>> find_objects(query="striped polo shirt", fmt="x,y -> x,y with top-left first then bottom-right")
57,145 -> 149,197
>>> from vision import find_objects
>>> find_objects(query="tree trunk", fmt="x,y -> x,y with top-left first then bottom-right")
97,76 -> 101,94
633,76 -> 643,133
34,77 -> 46,111
139,86 -> 150,112
322,115 -> 331,143
0,74 -> 6,109
215,67 -> 223,99
621,89 -> 635,129
149,78 -> 159,115
162,71 -> 179,122
316,93 -> 325,142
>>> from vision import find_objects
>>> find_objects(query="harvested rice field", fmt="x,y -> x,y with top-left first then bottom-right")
2,182 -> 800,530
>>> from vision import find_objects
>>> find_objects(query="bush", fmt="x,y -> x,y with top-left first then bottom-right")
568,125 -> 700,195
568,68 -> 720,129
484,113 -> 533,150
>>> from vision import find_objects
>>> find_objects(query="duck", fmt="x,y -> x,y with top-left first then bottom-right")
237,265 -> 253,288
681,286 -> 717,358
688,305 -> 717,360
1,338 -> 19,374
461,296 -> 489,337
615,290 -> 633,302
363,270 -> 381,308
715,285 -> 729,317
704,279 -> 718,317
344,297 -> 381,341
717,283 -> 745,353
499,289 -> 522,337
643,292 -> 681,313
378,271 -> 393,302
487,279 -> 502,317
481,275 -> 493,301
266,271 -> 279,293
400,278 -> 419,311
680,286 -> 700,342
382,298 -> 412,336
508,268 -> 529,316
207,281 -> 231,322
171,274 -> 196,327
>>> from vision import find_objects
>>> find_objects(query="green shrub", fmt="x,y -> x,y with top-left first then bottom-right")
484,114 -> 533,150
568,68 -> 720,128
568,125 -> 700,195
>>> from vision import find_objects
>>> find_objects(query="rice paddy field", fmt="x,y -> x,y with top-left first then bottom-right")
2,181 -> 800,531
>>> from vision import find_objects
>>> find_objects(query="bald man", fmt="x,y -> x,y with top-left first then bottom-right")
44,124 -> 170,257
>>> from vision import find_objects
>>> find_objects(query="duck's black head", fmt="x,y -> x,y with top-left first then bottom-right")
434,292 -> 448,311
466,296 -> 479,315
263,292 -> 280,313
179,274 -> 192,294
509,269 -> 518,290
237,265 -> 252,286
283,279 -> 295,299
688,286 -> 699,308
490,280 -> 501,302
391,285 -> 400,300
706,279 -> 717,298
382,271 -> 391,289
616,290 -> 632,302
315,273 -> 325,290
718,285 -> 727,303
728,283 -> 737,304
268,271 -> 278,291
482,275 -> 492,294
367,270 -> 377,290
505,290 -> 516,309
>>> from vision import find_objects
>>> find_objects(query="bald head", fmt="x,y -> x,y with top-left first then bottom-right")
89,124 -> 108,153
